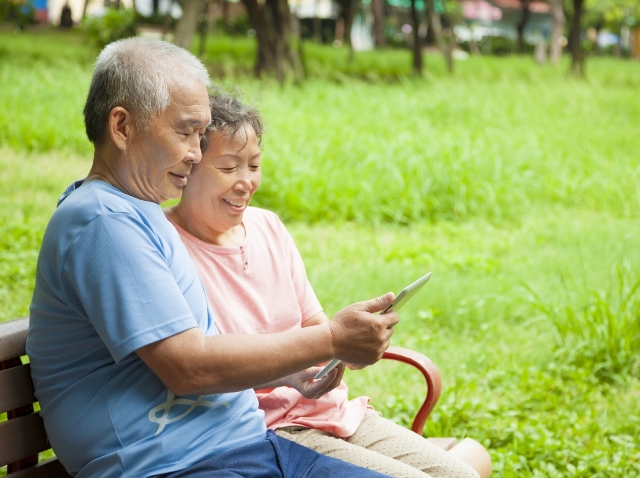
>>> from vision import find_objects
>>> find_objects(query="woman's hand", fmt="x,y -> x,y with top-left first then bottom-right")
284,363 -> 346,399
345,363 -> 367,371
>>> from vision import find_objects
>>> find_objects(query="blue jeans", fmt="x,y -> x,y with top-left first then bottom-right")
159,430 -> 391,478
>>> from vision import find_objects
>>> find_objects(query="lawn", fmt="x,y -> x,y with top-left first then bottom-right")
0,28 -> 639,477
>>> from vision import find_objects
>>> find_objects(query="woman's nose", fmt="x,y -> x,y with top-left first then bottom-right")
234,174 -> 252,190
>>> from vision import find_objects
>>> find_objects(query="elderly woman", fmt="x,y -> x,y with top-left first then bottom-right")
164,91 -> 490,478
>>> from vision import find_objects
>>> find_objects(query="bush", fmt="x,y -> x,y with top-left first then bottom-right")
0,0 -> 34,30
81,8 -> 138,49
524,263 -> 640,382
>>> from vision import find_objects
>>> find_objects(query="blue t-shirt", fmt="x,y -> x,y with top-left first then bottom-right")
28,180 -> 266,478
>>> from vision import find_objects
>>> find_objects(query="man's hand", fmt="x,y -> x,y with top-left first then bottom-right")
328,292 -> 398,366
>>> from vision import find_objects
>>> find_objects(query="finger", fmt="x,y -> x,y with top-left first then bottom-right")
316,365 -> 344,397
307,370 -> 340,398
353,292 -> 395,313
382,310 -> 400,328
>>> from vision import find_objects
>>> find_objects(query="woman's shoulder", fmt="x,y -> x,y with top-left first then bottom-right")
245,207 -> 291,240
246,206 -> 285,227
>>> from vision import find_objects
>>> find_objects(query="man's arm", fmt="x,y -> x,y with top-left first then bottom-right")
137,293 -> 398,396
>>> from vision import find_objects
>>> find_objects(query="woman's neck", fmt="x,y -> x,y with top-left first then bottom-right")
165,204 -> 245,247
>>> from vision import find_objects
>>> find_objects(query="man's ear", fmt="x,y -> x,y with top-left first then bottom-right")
108,106 -> 134,151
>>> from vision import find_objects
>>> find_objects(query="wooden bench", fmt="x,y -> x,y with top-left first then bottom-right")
1,317 -> 455,477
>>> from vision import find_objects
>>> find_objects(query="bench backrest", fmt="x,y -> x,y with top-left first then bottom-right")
0,318 -> 71,478
0,317 -> 442,477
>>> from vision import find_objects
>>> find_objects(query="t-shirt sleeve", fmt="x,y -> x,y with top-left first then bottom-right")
276,219 -> 323,323
61,213 -> 199,363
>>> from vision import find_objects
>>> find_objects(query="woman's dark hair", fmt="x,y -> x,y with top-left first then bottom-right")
201,89 -> 264,152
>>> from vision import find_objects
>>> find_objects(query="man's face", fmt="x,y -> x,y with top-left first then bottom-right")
127,79 -> 210,203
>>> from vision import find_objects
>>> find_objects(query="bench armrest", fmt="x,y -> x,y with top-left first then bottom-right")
381,346 -> 442,436
0,318 -> 29,363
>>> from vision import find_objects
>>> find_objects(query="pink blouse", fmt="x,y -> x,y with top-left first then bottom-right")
167,207 -> 369,437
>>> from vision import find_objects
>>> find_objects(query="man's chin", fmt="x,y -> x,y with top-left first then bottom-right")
158,186 -> 185,204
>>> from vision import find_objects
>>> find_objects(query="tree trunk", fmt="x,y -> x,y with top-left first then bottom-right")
174,0 -> 202,49
371,0 -> 386,48
337,0 -> 355,61
409,0 -> 422,75
162,1 -> 176,40
152,0 -> 159,16
517,0 -> 531,53
291,11 -> 307,79
568,0 -> 584,76
243,0 -> 304,82
425,0 -> 452,73
222,0 -> 229,34
198,0 -> 212,57
243,0 -> 277,76
549,0 -> 565,64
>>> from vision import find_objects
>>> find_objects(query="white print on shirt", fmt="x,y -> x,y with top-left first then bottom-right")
149,390 -> 231,435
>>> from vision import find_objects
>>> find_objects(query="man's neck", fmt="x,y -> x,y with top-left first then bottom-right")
88,147 -> 163,204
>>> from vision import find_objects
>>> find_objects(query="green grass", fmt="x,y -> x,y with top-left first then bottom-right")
1,29 -> 639,477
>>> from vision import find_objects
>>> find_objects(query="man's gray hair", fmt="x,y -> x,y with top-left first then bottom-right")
83,37 -> 211,145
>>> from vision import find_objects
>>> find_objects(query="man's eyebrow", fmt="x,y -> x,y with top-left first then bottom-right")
180,119 -> 209,128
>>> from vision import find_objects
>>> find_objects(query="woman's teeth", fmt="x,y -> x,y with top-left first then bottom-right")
224,199 -> 244,207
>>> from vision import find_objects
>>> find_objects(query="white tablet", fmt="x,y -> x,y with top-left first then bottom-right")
314,272 -> 432,380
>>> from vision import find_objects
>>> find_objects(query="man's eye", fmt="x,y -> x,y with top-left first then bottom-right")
250,165 -> 261,171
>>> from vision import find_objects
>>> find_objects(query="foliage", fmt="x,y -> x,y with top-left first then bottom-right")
0,0 -> 33,29
1,31 -> 640,477
524,263 -> 640,381
585,0 -> 640,33
80,8 -> 138,49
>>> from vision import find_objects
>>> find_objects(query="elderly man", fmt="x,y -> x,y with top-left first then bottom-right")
27,38 -> 398,478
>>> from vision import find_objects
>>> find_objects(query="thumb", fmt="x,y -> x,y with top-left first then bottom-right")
355,292 -> 395,313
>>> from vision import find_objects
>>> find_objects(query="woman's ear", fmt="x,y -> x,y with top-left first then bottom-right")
108,106 -> 133,151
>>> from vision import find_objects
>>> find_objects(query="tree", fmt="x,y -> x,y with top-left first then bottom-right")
371,0 -> 387,48
516,0 -> 532,53
568,0 -> 585,75
242,0 -> 304,82
336,0 -> 357,60
174,0 -> 201,48
550,0 -> 565,64
426,0 -> 453,73
409,0 -> 424,74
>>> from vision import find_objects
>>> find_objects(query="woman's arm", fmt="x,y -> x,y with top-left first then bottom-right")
302,311 -> 330,328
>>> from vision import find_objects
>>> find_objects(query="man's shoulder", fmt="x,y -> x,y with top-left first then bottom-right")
56,180 -> 145,217
46,180 -> 167,256
53,180 -> 166,233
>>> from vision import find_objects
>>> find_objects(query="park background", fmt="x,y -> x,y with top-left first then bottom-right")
1,0 -> 639,475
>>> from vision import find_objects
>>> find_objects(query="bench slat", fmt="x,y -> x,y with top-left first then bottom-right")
7,457 -> 72,478
0,412 -> 51,467
0,318 -> 29,362
0,364 -> 36,414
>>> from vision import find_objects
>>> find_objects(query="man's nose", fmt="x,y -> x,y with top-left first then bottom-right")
185,135 -> 203,163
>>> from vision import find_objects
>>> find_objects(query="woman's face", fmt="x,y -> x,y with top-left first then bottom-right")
183,124 -> 262,233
